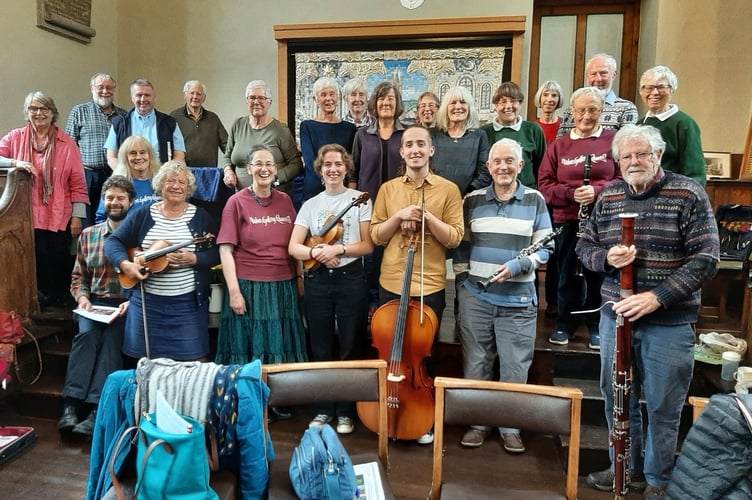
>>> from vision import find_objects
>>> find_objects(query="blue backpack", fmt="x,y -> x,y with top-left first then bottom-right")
289,424 -> 358,500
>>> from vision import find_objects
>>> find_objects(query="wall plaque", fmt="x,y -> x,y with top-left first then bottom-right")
36,0 -> 96,44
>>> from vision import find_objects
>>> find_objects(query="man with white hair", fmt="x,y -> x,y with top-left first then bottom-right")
557,53 -> 638,137
170,80 -> 227,167
454,137 -> 554,454
65,73 -> 126,225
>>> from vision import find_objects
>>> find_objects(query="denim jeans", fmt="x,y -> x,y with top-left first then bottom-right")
304,260 -> 368,418
599,313 -> 695,487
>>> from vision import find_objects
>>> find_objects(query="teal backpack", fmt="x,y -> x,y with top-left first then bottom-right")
289,424 -> 358,500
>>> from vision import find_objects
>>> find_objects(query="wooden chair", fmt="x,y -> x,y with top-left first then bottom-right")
688,396 -> 710,422
430,377 -> 583,500
262,359 -> 393,499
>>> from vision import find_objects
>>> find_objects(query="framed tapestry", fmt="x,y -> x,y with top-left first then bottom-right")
274,17 -> 526,135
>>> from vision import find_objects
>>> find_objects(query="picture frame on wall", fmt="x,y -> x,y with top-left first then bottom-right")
704,152 -> 732,179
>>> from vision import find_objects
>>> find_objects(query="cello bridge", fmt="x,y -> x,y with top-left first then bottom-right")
387,373 -> 405,383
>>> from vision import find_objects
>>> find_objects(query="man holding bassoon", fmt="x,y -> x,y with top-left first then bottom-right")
576,124 -> 719,499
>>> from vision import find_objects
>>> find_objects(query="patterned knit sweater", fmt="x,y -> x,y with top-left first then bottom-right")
575,170 -> 719,325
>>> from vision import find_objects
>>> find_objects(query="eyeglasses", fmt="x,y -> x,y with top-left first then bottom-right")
27,106 -> 51,114
641,84 -> 672,93
573,107 -> 601,116
496,98 -> 521,106
246,96 -> 270,102
164,178 -> 188,187
618,151 -> 653,165
94,85 -> 115,91
248,161 -> 275,168
418,103 -> 437,110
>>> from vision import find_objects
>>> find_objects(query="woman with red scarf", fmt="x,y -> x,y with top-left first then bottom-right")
0,91 -> 88,307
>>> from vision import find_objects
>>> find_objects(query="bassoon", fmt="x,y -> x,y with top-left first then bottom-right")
574,154 -> 592,277
613,213 -> 637,499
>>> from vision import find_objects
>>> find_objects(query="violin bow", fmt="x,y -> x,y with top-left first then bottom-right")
420,188 -> 426,325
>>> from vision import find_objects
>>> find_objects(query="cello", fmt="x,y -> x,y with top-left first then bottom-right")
357,230 -> 439,440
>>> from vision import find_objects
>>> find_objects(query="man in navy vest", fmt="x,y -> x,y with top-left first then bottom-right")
104,78 -> 185,169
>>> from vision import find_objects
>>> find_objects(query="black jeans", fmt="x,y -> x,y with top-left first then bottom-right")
304,259 -> 368,418
555,221 -> 603,334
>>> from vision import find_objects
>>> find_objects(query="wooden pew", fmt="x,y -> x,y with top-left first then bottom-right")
0,168 -> 38,319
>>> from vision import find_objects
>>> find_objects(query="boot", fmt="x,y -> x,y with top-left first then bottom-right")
72,410 -> 97,437
57,406 -> 79,432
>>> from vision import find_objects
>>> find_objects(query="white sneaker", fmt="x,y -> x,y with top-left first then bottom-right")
309,414 -> 332,427
336,416 -> 354,434
416,430 -> 434,444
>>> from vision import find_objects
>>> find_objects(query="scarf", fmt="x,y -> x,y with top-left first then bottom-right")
21,123 -> 56,204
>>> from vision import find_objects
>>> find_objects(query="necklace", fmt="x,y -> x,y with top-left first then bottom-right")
250,187 -> 273,207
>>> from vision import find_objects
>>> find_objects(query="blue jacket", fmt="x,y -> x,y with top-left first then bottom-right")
86,361 -> 273,500
666,393 -> 752,499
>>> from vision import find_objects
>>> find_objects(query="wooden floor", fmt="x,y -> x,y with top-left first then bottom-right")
0,274 -> 730,499
0,404 -> 636,499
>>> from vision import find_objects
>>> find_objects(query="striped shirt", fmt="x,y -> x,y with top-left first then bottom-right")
140,204 -> 197,296
454,182 -> 553,307
65,101 -> 125,169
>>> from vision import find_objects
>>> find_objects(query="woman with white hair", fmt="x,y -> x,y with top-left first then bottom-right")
638,65 -> 705,185
298,76 -> 356,205
534,80 -> 564,144
0,91 -> 88,307
222,80 -> 303,196
429,86 -> 491,196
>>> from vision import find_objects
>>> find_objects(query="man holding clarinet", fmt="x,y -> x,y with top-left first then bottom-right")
453,137 -> 554,453
576,124 -> 719,499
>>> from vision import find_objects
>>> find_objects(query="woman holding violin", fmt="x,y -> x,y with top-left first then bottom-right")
215,145 -> 307,366
105,160 -> 219,364
289,143 -> 373,434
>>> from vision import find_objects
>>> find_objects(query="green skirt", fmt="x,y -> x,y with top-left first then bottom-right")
215,278 -> 308,364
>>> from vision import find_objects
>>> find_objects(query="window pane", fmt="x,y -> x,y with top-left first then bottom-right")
539,15 -> 576,105
585,14 -> 624,91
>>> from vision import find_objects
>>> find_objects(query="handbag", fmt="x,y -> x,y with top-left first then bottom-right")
0,311 -> 24,344
110,413 -> 218,500
0,311 -> 41,385
289,424 -> 358,500
716,205 -> 752,261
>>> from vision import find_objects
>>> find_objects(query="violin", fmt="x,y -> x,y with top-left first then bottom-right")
357,232 -> 438,440
118,235 -> 212,289
303,193 -> 369,271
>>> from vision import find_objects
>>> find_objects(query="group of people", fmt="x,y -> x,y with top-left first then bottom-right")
0,51 -> 720,498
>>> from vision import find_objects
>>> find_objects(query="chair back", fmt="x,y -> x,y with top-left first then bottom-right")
262,360 -> 391,498
431,377 -> 582,500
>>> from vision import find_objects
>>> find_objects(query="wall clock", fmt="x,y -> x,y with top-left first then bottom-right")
400,0 -> 425,9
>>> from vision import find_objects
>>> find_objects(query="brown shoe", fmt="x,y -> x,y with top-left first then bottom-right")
501,432 -> 525,453
460,428 -> 489,448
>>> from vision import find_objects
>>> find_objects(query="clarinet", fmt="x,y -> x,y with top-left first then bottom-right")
476,227 -> 562,292
613,213 -> 637,499
574,154 -> 592,277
